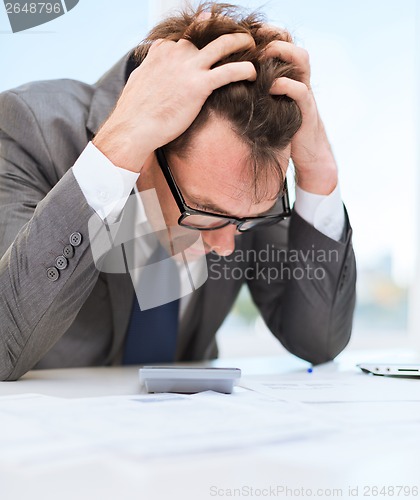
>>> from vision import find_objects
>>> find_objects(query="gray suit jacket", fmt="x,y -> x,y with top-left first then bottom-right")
0,52 -> 356,381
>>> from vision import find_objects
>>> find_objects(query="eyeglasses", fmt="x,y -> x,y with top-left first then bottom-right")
155,147 -> 292,232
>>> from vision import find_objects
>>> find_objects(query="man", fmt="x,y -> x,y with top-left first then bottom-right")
0,3 -> 356,381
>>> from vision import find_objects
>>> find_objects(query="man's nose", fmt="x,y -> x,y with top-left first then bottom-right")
203,224 -> 237,256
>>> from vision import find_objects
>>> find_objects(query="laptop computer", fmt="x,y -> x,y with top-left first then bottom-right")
357,363 -> 420,378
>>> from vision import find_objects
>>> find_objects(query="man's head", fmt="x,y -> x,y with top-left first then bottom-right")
135,2 -> 302,256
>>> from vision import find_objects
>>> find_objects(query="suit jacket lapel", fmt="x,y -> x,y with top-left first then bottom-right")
176,246 -> 246,361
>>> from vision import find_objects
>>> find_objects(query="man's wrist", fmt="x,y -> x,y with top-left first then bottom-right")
296,166 -> 338,195
294,150 -> 338,195
93,126 -> 151,174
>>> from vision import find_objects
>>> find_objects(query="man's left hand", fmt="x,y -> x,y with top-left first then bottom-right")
264,39 -> 338,195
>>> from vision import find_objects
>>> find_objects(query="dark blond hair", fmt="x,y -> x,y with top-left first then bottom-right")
135,2 -> 302,201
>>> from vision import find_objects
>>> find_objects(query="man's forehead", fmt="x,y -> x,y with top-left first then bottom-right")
173,147 -> 282,201
167,115 -> 290,214
169,155 -> 285,219
183,148 -> 288,204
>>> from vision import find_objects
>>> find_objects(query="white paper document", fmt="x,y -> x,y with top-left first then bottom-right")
241,372 -> 420,403
0,388 -> 330,469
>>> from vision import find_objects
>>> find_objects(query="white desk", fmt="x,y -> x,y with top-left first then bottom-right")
1,352 -> 419,500
0,355 -> 309,398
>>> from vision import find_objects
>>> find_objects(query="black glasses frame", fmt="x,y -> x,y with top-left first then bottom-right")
155,147 -> 292,232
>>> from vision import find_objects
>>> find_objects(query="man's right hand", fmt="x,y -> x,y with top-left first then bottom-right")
93,33 -> 256,173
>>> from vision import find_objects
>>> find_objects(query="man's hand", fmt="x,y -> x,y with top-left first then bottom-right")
93,33 -> 256,173
264,40 -> 338,195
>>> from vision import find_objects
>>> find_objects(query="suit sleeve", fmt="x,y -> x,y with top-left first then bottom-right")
247,210 -> 356,365
0,90 -> 102,381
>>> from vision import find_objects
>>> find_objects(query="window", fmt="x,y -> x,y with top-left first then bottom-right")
215,0 -> 418,355
0,1 -> 149,90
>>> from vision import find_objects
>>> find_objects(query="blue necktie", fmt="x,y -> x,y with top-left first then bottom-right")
122,245 -> 180,365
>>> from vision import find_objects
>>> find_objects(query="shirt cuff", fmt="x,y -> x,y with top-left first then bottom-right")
72,142 -> 139,222
294,183 -> 345,241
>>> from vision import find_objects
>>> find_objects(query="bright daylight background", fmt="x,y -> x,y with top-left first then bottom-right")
0,0 -> 418,357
